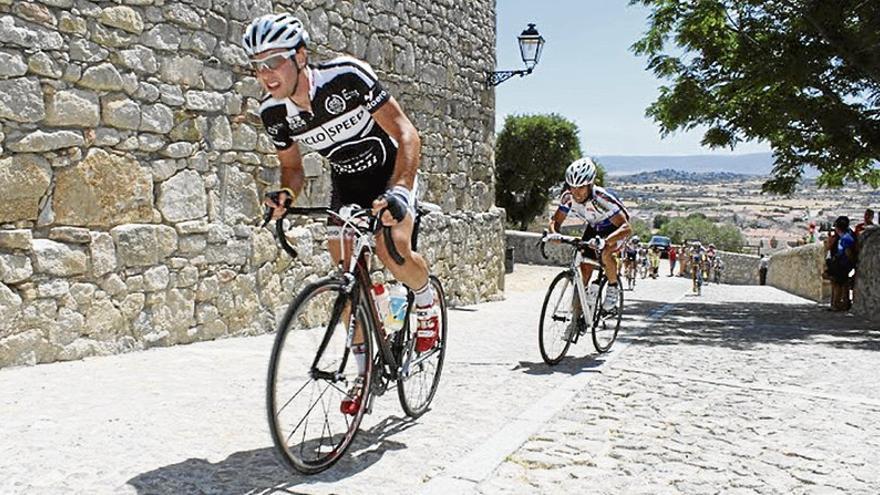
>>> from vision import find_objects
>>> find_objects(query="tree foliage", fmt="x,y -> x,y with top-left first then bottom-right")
495,114 -> 582,230
630,217 -> 653,241
659,213 -> 746,251
631,0 -> 880,193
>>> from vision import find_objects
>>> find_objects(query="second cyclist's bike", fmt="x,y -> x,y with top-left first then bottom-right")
537,232 -> 623,365
265,201 -> 447,474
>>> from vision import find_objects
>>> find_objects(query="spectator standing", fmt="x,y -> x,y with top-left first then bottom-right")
759,255 -> 769,285
854,208 -> 875,237
824,216 -> 857,311
668,245 -> 677,276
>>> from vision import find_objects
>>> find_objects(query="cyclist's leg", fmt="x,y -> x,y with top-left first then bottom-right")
375,212 -> 429,292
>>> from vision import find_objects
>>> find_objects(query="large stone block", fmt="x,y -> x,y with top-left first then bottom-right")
140,103 -> 174,134
0,230 -> 32,251
0,282 -> 22,334
0,154 -> 51,223
7,130 -> 84,153
99,6 -> 144,34
159,55 -> 203,87
102,95 -> 141,130
0,15 -> 63,50
32,239 -> 88,277
0,254 -> 33,284
46,89 -> 100,127
0,77 -> 45,123
0,52 -> 27,77
53,148 -> 153,227
79,63 -> 124,91
157,170 -> 207,223
89,232 -> 117,278
110,224 -> 177,267
220,166 -> 260,224
853,226 -> 879,321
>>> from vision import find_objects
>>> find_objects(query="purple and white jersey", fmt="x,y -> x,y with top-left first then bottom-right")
556,185 -> 629,231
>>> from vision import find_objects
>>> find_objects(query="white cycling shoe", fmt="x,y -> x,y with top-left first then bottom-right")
602,285 -> 620,311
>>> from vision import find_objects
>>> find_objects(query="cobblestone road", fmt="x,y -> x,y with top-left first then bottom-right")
1,266 -> 878,494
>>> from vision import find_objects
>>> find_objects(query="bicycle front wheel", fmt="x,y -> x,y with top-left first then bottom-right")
397,276 -> 447,418
591,278 -> 622,353
267,277 -> 373,474
538,270 -> 576,365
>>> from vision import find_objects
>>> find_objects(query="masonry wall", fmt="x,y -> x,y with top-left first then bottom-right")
853,226 -> 879,322
766,243 -> 830,302
715,251 -> 760,285
0,0 -> 503,367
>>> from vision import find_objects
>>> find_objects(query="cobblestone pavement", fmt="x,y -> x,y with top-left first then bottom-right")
481,277 -> 880,495
1,267 -> 878,494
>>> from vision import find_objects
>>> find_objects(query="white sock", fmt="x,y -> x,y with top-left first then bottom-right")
413,281 -> 434,307
352,344 -> 366,376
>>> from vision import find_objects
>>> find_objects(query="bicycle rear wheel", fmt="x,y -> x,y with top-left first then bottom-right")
538,270 -> 576,365
591,278 -> 622,353
267,277 -> 373,474
397,276 -> 447,418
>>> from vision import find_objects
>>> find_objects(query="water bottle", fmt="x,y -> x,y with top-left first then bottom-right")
386,283 -> 408,335
373,283 -> 390,330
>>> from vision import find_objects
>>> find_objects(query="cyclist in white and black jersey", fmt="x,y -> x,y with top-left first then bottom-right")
548,158 -> 631,310
243,13 -> 438,416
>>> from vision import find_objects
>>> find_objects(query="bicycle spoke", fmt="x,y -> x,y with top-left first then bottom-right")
286,380 -> 332,446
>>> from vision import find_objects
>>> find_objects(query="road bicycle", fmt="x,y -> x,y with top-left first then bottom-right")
264,200 -> 447,474
537,232 -> 623,365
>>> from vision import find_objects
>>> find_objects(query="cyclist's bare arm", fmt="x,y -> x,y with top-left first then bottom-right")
371,96 -> 421,190
548,210 -> 566,234
267,145 -> 306,219
603,212 -> 632,244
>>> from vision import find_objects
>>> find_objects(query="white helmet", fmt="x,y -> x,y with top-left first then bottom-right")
565,157 -> 598,187
242,13 -> 309,57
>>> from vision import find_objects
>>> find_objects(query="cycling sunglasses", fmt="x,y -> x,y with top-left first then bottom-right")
250,50 -> 296,72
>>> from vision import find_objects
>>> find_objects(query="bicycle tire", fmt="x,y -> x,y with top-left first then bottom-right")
267,277 -> 374,474
397,276 -> 447,418
591,278 -> 622,353
538,270 -> 576,365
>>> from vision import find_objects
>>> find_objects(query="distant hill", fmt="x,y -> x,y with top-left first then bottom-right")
596,152 -> 774,176
615,169 -> 757,184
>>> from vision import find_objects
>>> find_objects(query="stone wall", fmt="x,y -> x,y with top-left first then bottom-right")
0,0 -> 502,368
505,230 -> 573,267
766,243 -> 830,302
853,226 -> 879,322
715,251 -> 760,285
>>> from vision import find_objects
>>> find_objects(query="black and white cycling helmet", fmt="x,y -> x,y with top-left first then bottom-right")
242,13 -> 309,57
565,157 -> 598,187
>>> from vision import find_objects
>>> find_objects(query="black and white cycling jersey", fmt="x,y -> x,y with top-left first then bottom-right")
259,56 -> 399,210
259,56 -> 396,176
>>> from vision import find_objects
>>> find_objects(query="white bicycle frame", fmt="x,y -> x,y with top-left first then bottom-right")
546,235 -> 604,327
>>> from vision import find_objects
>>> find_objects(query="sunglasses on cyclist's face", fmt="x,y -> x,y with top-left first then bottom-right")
251,50 -> 296,72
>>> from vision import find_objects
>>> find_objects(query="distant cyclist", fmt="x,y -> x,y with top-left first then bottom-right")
548,158 -> 631,310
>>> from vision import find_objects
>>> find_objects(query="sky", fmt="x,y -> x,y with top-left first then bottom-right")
495,0 -> 772,156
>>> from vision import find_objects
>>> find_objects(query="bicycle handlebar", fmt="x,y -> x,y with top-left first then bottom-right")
261,204 -> 405,266
538,230 -> 605,260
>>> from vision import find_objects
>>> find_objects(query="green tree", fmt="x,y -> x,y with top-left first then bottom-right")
659,213 -> 745,251
631,0 -> 880,194
630,217 -> 652,241
495,114 -> 582,230
653,214 -> 670,230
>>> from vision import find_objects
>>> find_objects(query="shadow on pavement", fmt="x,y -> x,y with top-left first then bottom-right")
127,415 -> 414,495
513,355 -> 606,376
622,298 -> 880,351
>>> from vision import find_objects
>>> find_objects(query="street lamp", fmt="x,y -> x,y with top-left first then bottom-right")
488,23 -> 545,87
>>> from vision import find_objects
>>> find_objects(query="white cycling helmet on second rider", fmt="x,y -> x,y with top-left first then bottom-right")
565,157 -> 598,187
242,13 -> 309,56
